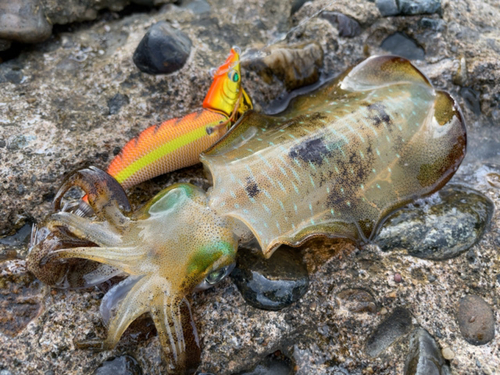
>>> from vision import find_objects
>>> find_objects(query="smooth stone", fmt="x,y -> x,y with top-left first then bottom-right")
133,21 -> 192,75
376,185 -> 494,260
0,0 -> 52,43
336,288 -> 378,313
375,0 -> 399,16
380,32 -> 425,60
365,307 -> 413,357
231,246 -> 309,311
457,295 -> 495,345
441,347 -> 455,360
320,11 -> 362,38
93,354 -> 143,375
398,0 -> 441,15
404,328 -> 451,375
419,18 -> 446,32
108,93 -> 130,115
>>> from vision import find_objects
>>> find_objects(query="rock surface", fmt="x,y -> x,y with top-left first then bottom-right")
1,0 -> 500,374
404,328 -> 451,375
457,295 -> 495,345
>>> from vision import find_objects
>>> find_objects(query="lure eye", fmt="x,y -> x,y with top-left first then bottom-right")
228,70 -> 239,83
193,263 -> 235,292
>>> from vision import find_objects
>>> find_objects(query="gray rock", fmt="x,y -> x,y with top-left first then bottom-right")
107,93 -> 130,115
457,295 -> 495,345
380,32 -> 425,60
93,355 -> 143,375
376,0 -> 399,16
399,0 -> 441,15
336,288 -> 378,314
320,11 -> 362,38
0,0 -> 52,43
366,307 -> 413,357
376,185 -> 494,260
404,328 -> 451,375
133,21 -> 192,75
231,246 -> 309,311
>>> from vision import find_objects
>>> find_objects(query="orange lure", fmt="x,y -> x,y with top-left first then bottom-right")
107,47 -> 252,190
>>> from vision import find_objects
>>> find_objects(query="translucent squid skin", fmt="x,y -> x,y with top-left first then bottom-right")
28,56 -> 466,374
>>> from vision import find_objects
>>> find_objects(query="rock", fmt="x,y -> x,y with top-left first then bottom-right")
0,260 -> 44,337
380,32 -> 425,60
376,186 -> 494,260
441,347 -> 455,360
320,11 -> 362,38
93,354 -> 143,375
366,307 -> 413,357
235,352 -> 293,375
241,41 -> 323,91
108,93 -> 130,115
376,0 -> 399,16
133,21 -> 192,75
0,0 -> 52,44
404,328 -> 451,375
398,0 -> 441,15
0,39 -> 11,51
231,246 -> 309,311
336,288 -> 378,313
457,295 -> 495,345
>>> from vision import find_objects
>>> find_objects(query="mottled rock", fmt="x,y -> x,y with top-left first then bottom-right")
242,42 -> 323,91
336,288 -> 377,313
380,33 -> 425,60
377,186 -> 494,260
320,11 -> 362,38
108,93 -> 130,115
0,0 -> 52,43
375,0 -> 398,16
235,352 -> 293,375
93,354 -> 143,375
398,0 -> 441,15
366,307 -> 413,357
457,295 -> 495,345
133,21 -> 192,75
0,260 -> 43,337
231,246 -> 309,311
404,328 -> 451,375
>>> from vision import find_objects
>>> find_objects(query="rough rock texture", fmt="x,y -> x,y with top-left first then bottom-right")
1,0 -> 500,374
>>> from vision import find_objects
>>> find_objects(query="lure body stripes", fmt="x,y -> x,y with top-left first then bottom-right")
107,47 -> 252,189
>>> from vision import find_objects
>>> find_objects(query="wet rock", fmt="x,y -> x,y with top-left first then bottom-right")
376,0 -> 441,16
460,87 -> 481,115
419,17 -> 446,32
380,33 -> 425,60
457,295 -> 495,345
235,352 -> 293,375
336,288 -> 377,313
0,0 -> 52,44
231,246 -> 309,311
108,93 -> 130,115
133,21 -> 192,75
93,354 -> 143,375
0,260 -> 44,337
404,328 -> 451,375
242,42 -> 323,91
376,185 -> 494,260
320,11 -> 362,38
366,307 -> 413,357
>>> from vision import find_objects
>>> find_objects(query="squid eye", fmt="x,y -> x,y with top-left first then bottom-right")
228,70 -> 239,83
206,266 -> 229,285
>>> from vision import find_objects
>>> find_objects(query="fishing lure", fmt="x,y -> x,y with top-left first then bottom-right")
28,56 -> 466,374
107,46 -> 253,190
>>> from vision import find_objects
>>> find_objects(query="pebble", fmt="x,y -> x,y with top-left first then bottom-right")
93,354 -> 143,375
0,0 -> 52,44
231,246 -> 309,311
377,185 -> 494,260
366,307 -> 413,357
320,11 -> 361,38
337,288 -> 378,313
234,352 -> 293,375
108,93 -> 130,115
380,32 -> 425,60
133,21 -> 192,75
376,0 -> 441,16
457,295 -> 495,345
441,347 -> 455,360
404,328 -> 451,375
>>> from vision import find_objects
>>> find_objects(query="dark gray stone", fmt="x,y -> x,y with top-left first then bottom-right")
376,0 -> 399,16
320,11 -> 362,38
93,355 -> 143,375
366,307 -> 413,357
380,32 -> 425,60
399,0 -> 441,15
376,186 -> 494,260
457,295 -> 495,345
235,352 -> 293,375
404,328 -> 451,375
336,288 -> 378,313
133,21 -> 192,75
108,93 -> 130,115
231,246 -> 309,311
